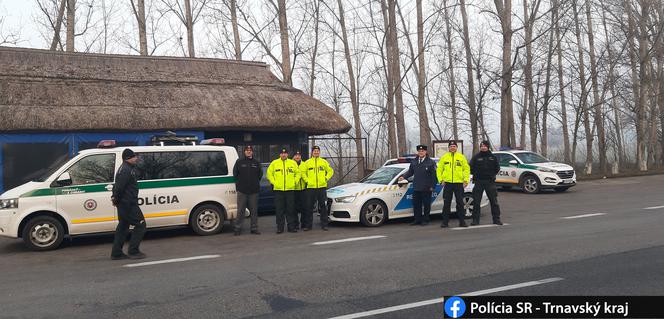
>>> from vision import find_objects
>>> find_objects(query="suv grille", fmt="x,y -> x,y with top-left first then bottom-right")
556,170 -> 574,179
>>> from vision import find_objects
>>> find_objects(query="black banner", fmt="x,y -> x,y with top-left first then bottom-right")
442,296 -> 664,318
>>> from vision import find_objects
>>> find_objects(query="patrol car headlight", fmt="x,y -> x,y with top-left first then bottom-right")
0,198 -> 18,209
537,167 -> 556,173
335,195 -> 356,203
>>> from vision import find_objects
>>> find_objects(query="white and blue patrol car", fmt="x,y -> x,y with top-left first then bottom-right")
493,150 -> 577,194
327,163 -> 489,227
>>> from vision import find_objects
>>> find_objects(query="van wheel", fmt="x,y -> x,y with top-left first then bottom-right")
22,216 -> 65,251
521,175 -> 541,194
190,204 -> 224,235
360,200 -> 387,227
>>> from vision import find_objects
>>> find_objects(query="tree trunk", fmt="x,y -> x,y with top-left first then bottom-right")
277,0 -> 292,85
495,0 -> 515,148
541,2 -> 556,158
230,0 -> 242,60
50,0 -> 67,50
523,0 -> 538,152
337,0 -> 365,179
415,0 -> 431,147
184,0 -> 195,57
520,89 -> 527,148
330,30 -> 344,183
309,0 -> 320,96
443,0 -> 459,140
380,0 -> 397,158
66,0 -> 75,52
572,0 -> 592,175
459,0 -> 479,153
585,0 -> 606,174
555,0 -> 571,163
130,0 -> 148,55
601,3 -> 625,168
637,0 -> 650,171
387,0 -> 407,155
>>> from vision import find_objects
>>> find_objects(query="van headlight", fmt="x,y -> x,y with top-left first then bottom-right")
0,198 -> 18,209
335,195 -> 356,203
538,167 -> 556,173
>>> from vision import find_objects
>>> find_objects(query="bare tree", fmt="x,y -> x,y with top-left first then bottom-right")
600,2 -> 624,168
572,0 -> 593,174
161,0 -> 208,57
130,0 -> 148,55
387,0 -> 407,155
459,0 -> 479,153
494,0 -> 516,148
415,0 -> 430,146
229,0 -> 241,59
522,0 -> 542,152
66,0 -> 75,51
50,0 -> 66,50
277,0 -> 292,85
585,0 -> 607,174
443,0 -> 459,140
336,0 -> 365,179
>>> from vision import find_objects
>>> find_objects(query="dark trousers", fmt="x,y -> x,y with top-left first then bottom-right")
274,191 -> 296,231
441,183 -> 466,226
472,179 -> 501,223
304,188 -> 328,228
111,204 -> 146,256
235,192 -> 259,231
412,191 -> 432,223
294,190 -> 307,228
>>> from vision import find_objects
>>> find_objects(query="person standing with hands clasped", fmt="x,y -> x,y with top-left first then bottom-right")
398,145 -> 437,225
437,141 -> 470,228
301,146 -> 334,231
233,145 -> 263,236
110,149 -> 147,260
469,141 -> 502,225
267,148 -> 301,233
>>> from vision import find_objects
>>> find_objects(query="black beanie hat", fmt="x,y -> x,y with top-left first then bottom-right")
480,140 -> 491,148
122,148 -> 136,160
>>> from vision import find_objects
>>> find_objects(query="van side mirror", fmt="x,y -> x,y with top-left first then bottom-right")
508,160 -> 518,166
55,172 -> 72,187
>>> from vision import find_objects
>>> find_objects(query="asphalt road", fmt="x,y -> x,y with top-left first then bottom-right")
1,175 -> 663,319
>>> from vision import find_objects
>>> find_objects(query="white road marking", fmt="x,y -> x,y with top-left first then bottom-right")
328,277 -> 564,319
643,205 -> 664,210
451,223 -> 509,230
123,255 -> 220,268
561,213 -> 606,219
312,235 -> 387,246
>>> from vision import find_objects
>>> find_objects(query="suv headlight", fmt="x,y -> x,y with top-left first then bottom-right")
0,198 -> 18,209
335,195 -> 356,203
538,167 -> 556,173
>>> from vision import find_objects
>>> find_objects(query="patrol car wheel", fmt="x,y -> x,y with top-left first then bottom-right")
521,175 -> 541,194
22,216 -> 65,251
190,204 -> 224,235
360,200 -> 387,227
462,194 -> 474,219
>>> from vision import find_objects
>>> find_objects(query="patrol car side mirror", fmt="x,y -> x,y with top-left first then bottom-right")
508,160 -> 518,166
55,172 -> 72,187
397,179 -> 409,187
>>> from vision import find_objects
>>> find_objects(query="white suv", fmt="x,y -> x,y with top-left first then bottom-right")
492,150 -> 576,194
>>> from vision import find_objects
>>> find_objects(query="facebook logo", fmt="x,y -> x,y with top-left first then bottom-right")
444,296 -> 466,318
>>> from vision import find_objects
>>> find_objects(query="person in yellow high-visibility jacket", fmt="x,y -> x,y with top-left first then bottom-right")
267,148 -> 301,233
292,151 -> 307,230
300,145 -> 334,231
436,141 -> 470,228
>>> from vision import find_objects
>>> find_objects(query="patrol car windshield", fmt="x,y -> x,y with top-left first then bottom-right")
32,155 -> 71,182
360,166 -> 404,185
515,152 -> 549,164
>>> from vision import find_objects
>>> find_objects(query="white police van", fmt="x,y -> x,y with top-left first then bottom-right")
0,139 -> 239,250
328,163 -> 488,226
493,149 -> 577,194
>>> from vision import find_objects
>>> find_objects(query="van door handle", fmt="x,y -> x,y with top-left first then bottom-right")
105,185 -> 113,191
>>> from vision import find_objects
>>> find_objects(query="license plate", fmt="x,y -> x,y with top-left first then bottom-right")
562,179 -> 573,184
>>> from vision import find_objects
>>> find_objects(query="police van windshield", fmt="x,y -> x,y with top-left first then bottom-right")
32,155 -> 71,182
360,166 -> 404,185
515,152 -> 549,164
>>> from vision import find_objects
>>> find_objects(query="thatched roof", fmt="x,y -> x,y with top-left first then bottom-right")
0,47 -> 350,135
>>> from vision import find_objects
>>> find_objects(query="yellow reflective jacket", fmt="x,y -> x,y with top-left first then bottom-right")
436,152 -> 470,184
267,158 -> 301,191
301,157 -> 334,189
294,160 -> 306,191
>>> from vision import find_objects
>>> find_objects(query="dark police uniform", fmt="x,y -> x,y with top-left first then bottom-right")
111,149 -> 146,259
400,145 -> 437,225
469,143 -> 502,225
233,146 -> 263,235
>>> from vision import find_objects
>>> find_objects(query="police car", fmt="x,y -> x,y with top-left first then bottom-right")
0,139 -> 240,250
493,150 -> 576,194
327,163 -> 489,227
